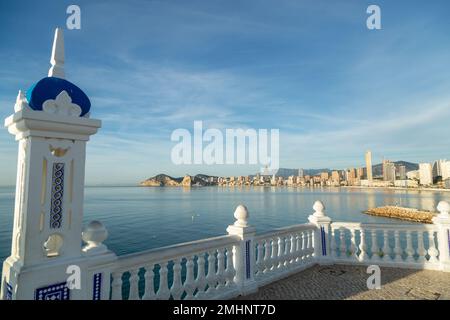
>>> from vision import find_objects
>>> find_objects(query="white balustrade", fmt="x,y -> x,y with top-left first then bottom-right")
330,222 -> 440,270
253,224 -> 316,286
110,235 -> 239,300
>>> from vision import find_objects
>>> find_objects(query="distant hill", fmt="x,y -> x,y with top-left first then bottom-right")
140,174 -> 217,186
372,161 -> 418,177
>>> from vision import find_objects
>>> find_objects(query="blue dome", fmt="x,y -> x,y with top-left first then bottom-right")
26,77 -> 91,116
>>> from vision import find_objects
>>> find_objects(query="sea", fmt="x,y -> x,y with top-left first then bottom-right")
1,186 -> 450,262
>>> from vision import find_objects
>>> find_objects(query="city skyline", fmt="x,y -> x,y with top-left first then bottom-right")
1,1 -> 450,185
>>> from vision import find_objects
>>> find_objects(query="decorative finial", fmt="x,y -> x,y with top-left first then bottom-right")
234,204 -> 249,227
437,201 -> 450,217
14,90 -> 29,112
48,28 -> 65,79
82,221 -> 108,254
313,200 -> 325,217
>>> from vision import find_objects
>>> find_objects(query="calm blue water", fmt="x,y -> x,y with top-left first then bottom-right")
1,186 -> 450,262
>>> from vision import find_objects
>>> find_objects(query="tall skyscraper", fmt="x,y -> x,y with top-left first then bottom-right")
365,150 -> 373,181
398,165 -> 406,180
298,168 -> 304,178
419,163 -> 433,185
383,159 -> 396,182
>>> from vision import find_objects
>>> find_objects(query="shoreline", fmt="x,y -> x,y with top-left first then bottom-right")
342,185 -> 450,193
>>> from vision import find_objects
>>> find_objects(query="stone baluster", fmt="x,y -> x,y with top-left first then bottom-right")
290,233 -> 296,266
330,227 -> 337,258
394,230 -> 403,262
277,237 -> 284,266
339,228 -> 346,258
171,259 -> 183,300
142,264 -> 155,300
225,246 -> 236,286
284,235 -> 291,268
183,256 -> 195,299
216,248 -> 226,289
295,232 -> 302,263
263,240 -> 272,272
433,201 -> 450,271
128,269 -> 140,300
156,262 -> 170,299
427,231 -> 439,264
206,250 -> 217,294
301,232 -> 307,261
416,231 -> 426,263
350,228 -> 357,260
196,254 -> 207,298
359,229 -> 369,261
405,231 -> 415,263
271,237 -> 279,270
371,229 -> 380,261
256,241 -> 264,275
111,272 -> 123,300
382,230 -> 391,260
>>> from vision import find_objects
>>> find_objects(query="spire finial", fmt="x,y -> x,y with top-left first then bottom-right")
48,28 -> 65,79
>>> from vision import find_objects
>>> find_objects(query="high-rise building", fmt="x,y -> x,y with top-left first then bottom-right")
433,160 -> 447,179
365,150 -> 373,181
382,160 -> 396,182
320,172 -> 329,181
419,163 -> 433,186
398,165 -> 406,180
442,161 -> 450,180
331,171 -> 340,183
346,168 -> 357,185
298,169 -> 304,178
356,167 -> 364,180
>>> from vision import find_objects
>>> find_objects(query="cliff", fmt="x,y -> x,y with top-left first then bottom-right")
140,174 -> 217,187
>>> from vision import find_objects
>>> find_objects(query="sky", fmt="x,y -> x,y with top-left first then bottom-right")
1,0 -> 450,185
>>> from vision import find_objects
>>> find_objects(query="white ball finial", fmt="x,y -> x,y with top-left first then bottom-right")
234,205 -> 249,227
82,220 -> 108,254
437,201 -> 450,217
313,200 -> 325,217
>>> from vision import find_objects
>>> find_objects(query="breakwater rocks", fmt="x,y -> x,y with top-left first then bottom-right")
365,206 -> 436,224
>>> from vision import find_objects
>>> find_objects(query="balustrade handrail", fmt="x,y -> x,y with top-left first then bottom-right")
331,221 -> 437,231
254,223 -> 315,241
113,234 -> 240,272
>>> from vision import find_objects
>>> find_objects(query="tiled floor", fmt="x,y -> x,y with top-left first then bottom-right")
239,265 -> 450,300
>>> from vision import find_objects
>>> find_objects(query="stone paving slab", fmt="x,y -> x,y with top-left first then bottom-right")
239,265 -> 450,300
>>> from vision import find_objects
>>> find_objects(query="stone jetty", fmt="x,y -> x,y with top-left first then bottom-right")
365,206 -> 436,223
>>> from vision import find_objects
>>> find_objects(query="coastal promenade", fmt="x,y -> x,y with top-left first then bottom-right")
240,265 -> 450,300
2,28 -> 450,300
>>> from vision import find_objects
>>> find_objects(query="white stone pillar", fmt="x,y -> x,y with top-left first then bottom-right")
433,201 -> 450,272
226,205 -> 258,295
0,28 -> 116,300
308,201 -> 332,265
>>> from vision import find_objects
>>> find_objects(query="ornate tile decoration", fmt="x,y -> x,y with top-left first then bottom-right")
92,273 -> 102,300
448,230 -> 450,253
320,226 -> 327,256
50,162 -> 64,229
35,282 -> 70,300
5,282 -> 13,300
245,240 -> 251,279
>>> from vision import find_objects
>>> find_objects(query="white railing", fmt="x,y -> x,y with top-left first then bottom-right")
254,224 -> 316,286
110,234 -> 240,300
329,222 -> 440,269
105,201 -> 450,300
